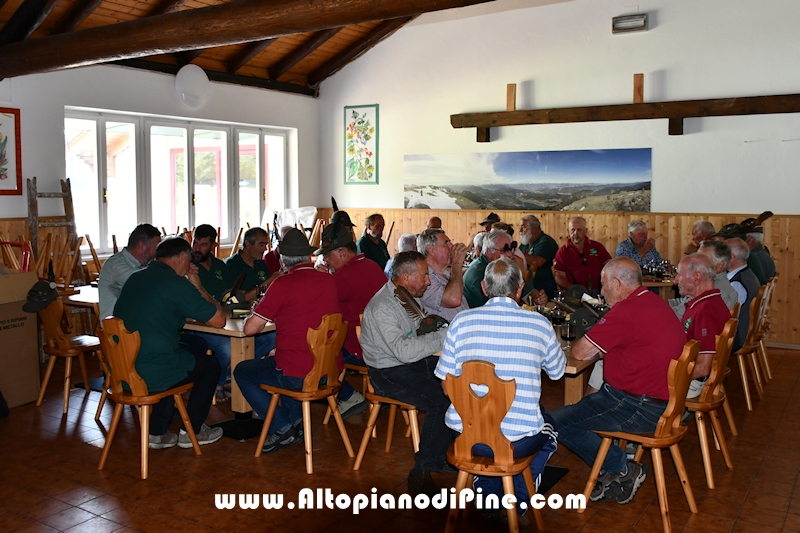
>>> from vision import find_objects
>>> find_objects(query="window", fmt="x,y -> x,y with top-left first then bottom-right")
64,108 -> 288,254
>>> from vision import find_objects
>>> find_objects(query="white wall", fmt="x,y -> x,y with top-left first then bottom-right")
0,64 -> 319,218
318,0 -> 800,214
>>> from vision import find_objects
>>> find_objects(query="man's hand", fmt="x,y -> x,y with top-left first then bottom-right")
531,289 -> 548,306
188,263 -> 200,276
186,269 -> 202,289
684,242 -> 699,255
643,237 -> 656,254
449,243 -> 468,268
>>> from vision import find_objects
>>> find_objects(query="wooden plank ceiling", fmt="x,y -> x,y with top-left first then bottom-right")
0,0 -> 490,96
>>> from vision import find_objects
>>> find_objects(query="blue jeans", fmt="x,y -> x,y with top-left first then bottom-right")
368,356 -> 452,474
336,348 -> 362,402
189,331 -> 276,387
550,383 -> 667,475
150,353 -> 220,436
468,412 -> 559,515
234,357 -> 304,435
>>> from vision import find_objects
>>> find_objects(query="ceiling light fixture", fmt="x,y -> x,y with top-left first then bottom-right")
612,13 -> 648,34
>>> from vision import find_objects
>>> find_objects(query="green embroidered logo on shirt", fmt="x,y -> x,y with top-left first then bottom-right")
258,271 -> 267,281
683,316 -> 692,333
214,269 -> 224,281
589,248 -> 598,256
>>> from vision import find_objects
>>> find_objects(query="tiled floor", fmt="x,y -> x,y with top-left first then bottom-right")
1,349 -> 799,532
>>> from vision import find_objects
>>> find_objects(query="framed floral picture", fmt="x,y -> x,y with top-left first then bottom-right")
0,107 -> 21,196
344,104 -> 378,184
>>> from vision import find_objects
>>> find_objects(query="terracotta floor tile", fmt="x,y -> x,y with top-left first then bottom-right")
62,515 -> 125,533
39,506 -> 96,530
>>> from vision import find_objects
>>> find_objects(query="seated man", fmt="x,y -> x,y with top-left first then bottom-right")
463,229 -> 515,308
551,258 -> 685,505
479,212 -> 501,233
615,220 -> 662,267
426,216 -> 442,230
725,237 -> 760,349
417,228 -> 469,322
316,222 -> 387,418
360,251 -> 450,496
742,221 -> 776,281
190,224 -> 276,402
716,224 -> 766,285
673,254 -> 730,398
684,220 -> 715,255
234,229 -> 340,453
357,213 -> 391,270
226,226 -> 282,301
434,257 -> 565,520
669,240 -> 738,318
518,214 -> 559,299
114,237 -> 227,449
384,232 -> 417,280
263,225 -> 293,275
554,216 -> 612,292
98,223 -> 161,320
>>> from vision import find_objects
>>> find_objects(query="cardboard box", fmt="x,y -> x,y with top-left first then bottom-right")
0,271 -> 40,408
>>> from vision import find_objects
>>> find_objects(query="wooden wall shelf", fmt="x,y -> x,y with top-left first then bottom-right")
451,93 -> 800,141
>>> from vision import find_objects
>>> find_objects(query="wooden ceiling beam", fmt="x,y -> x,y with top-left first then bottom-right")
0,0 -> 492,79
450,93 -> 800,138
227,38 -> 276,73
50,0 -> 102,34
307,16 -> 410,86
0,0 -> 59,45
268,28 -> 340,80
174,49 -> 203,67
149,0 -> 189,17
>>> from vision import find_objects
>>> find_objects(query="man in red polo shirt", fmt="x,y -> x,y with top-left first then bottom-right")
554,216 -> 611,291
674,254 -> 731,398
551,257 -> 685,505
235,228 -> 340,454
315,221 -> 387,418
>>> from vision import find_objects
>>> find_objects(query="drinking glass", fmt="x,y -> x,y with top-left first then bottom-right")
561,321 -> 576,351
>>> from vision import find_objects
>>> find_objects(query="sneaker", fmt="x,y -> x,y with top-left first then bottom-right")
590,471 -> 622,502
338,391 -> 369,420
178,424 -> 223,448
616,461 -> 649,504
261,424 -> 302,454
149,432 -> 178,449
408,471 -> 438,497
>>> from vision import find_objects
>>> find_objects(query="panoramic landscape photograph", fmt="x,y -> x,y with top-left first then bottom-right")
403,148 -> 652,212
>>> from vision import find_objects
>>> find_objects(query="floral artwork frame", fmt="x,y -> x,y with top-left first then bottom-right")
0,107 -> 21,196
344,104 -> 378,185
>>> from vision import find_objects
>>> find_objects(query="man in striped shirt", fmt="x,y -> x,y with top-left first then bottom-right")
435,257 -> 566,520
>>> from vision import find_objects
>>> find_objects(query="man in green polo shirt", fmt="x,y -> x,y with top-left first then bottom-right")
115,237 -> 227,450
226,226 -> 282,301
357,213 -> 390,270
191,224 -> 276,402
519,214 -> 560,299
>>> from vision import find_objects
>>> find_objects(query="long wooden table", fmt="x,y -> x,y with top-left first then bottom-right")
183,317 -> 275,414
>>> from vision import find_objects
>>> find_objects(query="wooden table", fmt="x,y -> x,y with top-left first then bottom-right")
62,285 -> 100,333
643,278 -> 675,301
563,353 -> 600,405
183,317 -> 275,414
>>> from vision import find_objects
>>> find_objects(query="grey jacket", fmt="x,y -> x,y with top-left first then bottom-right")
360,281 -> 446,369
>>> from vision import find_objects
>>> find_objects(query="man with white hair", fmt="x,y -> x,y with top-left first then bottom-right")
726,238 -> 760,349
669,240 -> 738,318
551,257 -> 685,505
518,215 -> 559,299
615,220 -> 661,267
743,226 -> 776,280
435,257 -> 564,523
417,228 -> 468,321
384,232 -> 417,279
673,254 -> 731,398
684,220 -> 715,255
463,229 -> 516,308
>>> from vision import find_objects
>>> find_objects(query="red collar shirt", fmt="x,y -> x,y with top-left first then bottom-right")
554,239 -> 611,289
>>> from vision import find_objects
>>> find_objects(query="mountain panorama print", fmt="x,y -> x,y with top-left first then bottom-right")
403,148 -> 652,212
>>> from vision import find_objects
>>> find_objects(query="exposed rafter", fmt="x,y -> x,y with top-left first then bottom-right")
0,0 -> 491,79
0,0 -> 59,45
307,16 -> 410,86
50,0 -> 102,34
268,28 -> 340,80
174,49 -> 203,67
149,0 -> 188,17
227,38 -> 276,73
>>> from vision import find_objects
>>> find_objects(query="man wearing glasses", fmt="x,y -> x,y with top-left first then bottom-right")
462,229 -> 517,308
554,216 -> 612,292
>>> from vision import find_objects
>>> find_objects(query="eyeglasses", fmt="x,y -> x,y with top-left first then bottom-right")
500,241 -> 518,254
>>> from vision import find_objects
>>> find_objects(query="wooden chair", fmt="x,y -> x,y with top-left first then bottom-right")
96,317 -> 201,480
719,302 -> 741,437
254,313 -> 355,474
84,234 -> 102,282
445,360 -> 545,533
36,297 -> 101,414
733,285 -> 766,410
755,274 -> 778,383
579,340 -> 700,533
685,318 -> 738,489
228,227 -> 244,259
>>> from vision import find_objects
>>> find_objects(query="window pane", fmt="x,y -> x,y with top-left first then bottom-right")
105,122 -> 137,249
238,132 -> 259,232
150,125 -> 188,234
264,134 -> 285,212
194,129 -> 228,239
65,118 -> 99,245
